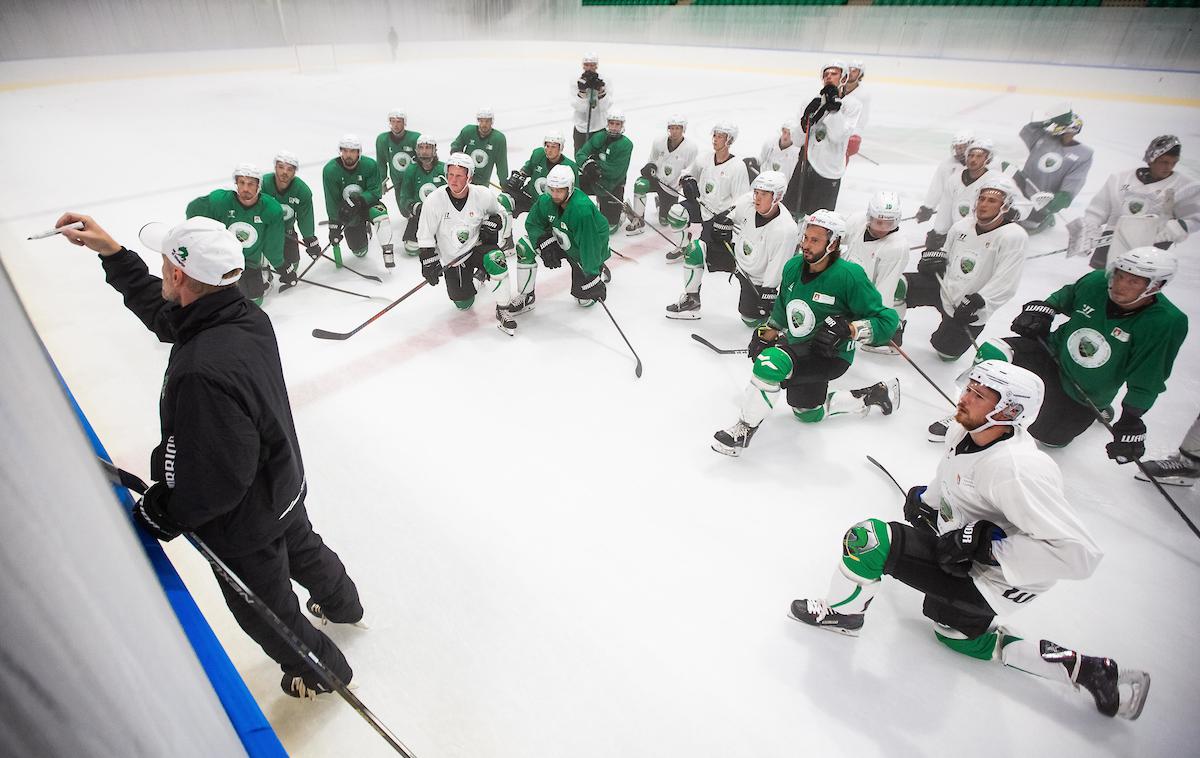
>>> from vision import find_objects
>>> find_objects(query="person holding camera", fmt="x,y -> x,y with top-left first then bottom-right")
572,52 -> 613,153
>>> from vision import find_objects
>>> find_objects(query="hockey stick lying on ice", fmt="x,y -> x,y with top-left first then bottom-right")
866,455 -> 904,494
600,300 -> 643,378
281,239 -> 334,292
98,459 -> 419,757
313,224 -> 385,282
691,333 -> 748,355
312,249 -> 474,340
1034,339 -> 1200,541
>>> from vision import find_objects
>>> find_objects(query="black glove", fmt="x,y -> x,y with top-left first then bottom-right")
917,248 -> 948,277
419,248 -> 442,286
575,273 -> 606,302
347,190 -> 367,210
580,159 -> 601,190
923,230 -> 947,252
680,175 -> 700,201
812,314 -> 852,357
748,324 -> 780,360
1011,300 -> 1057,339
800,98 -> 822,133
915,206 -> 935,223
952,293 -> 985,324
936,520 -> 1004,578
757,286 -> 778,319
640,162 -> 658,180
503,170 -> 528,194
1025,207 -> 1048,225
132,482 -> 185,542
328,224 -> 344,247
577,75 -> 589,92
592,76 -> 605,91
537,232 -> 564,269
820,84 -> 840,106
279,263 -> 298,287
712,213 -> 735,248
303,236 -> 322,259
743,156 -> 761,181
1106,413 -> 1147,464
903,485 -> 938,535
479,214 -> 503,246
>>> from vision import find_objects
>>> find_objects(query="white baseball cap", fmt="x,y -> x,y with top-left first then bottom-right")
139,217 -> 244,286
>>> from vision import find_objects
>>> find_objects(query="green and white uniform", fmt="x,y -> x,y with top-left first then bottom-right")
186,189 -> 285,273
376,129 -> 421,212
261,174 -> 315,242
398,160 -> 447,217
519,148 -> 578,201
321,156 -> 389,257
451,126 -> 508,187
517,189 -> 611,304
575,131 -> 633,195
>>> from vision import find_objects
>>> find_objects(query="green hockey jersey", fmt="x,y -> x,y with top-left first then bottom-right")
261,174 -> 315,238
450,126 -> 508,186
321,156 -> 383,222
185,189 -> 285,270
524,190 -> 611,277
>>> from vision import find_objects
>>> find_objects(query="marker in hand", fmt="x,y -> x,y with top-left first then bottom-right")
28,220 -> 85,240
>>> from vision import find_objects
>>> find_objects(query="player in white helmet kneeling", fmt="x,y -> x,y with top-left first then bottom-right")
843,191 -> 908,355
629,114 -> 698,234
321,134 -> 394,268
789,360 -> 1150,721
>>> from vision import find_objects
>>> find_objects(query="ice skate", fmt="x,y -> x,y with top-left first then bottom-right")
382,244 -> 395,269
306,598 -> 369,628
665,292 -> 701,320
625,215 -> 646,235
509,292 -> 536,315
1135,453 -> 1200,486
495,304 -> 517,336
928,414 -> 953,443
853,379 -> 900,415
282,671 -> 336,700
788,598 -> 865,637
712,419 -> 758,457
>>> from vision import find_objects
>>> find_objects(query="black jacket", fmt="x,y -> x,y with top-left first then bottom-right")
103,249 -> 305,555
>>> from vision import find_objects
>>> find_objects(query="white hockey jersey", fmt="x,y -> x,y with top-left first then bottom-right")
1083,167 -> 1200,239
922,424 -> 1103,616
940,216 -> 1028,325
841,213 -> 908,305
571,77 -> 614,134
934,168 -> 1030,235
759,138 -> 802,186
647,135 -> 699,196
800,96 -> 862,181
729,192 -> 798,287
922,156 -> 963,212
686,151 -> 752,222
843,86 -> 870,136
417,185 -> 510,266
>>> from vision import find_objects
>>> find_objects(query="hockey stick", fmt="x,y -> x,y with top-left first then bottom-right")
935,273 -> 983,354
854,152 -> 880,167
599,300 -> 643,378
1034,339 -> 1200,541
97,459 -> 418,757
280,242 -> 332,292
313,225 -> 385,282
690,333 -> 748,355
312,249 -> 474,340
866,455 -> 905,495
597,184 -> 671,254
285,275 -> 378,300
890,341 -> 957,407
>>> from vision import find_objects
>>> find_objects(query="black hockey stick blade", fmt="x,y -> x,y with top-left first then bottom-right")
690,333 -> 748,355
600,300 -> 642,378
312,327 -> 355,340
866,455 -> 905,495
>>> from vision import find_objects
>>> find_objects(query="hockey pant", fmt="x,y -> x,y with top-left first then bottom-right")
443,244 -> 512,308
342,203 -> 391,257
597,183 -> 626,232
214,507 -> 360,681
901,272 -> 984,360
735,269 -> 772,325
738,341 -> 880,425
783,149 -> 842,219
512,240 -> 602,307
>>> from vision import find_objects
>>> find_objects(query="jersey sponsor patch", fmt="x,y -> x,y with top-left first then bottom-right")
228,221 -> 259,249
1111,327 -> 1131,343
1067,327 -> 1112,369
786,300 -> 817,338
812,292 -> 835,305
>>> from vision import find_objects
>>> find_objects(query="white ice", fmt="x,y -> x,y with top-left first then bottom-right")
2,41 -> 1199,758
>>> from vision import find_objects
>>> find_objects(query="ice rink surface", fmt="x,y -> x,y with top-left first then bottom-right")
2,42 -> 1199,757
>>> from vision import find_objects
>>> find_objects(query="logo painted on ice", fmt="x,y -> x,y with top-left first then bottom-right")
1038,152 -> 1063,173
785,300 -> 816,338
1067,327 -> 1112,369
228,221 -> 258,249
392,152 -> 412,172
470,149 -> 489,168
959,256 -> 976,275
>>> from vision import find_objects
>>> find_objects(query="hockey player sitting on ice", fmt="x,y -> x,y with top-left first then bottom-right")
397,135 -> 446,257
575,110 -> 633,235
913,130 -> 973,227
261,151 -> 320,275
416,153 -> 515,334
451,107 -> 508,188
501,132 -> 578,219
843,191 -> 909,356
841,60 -> 869,163
375,108 -> 421,222
627,114 -> 698,235
711,209 -> 900,457
1009,105 -> 1092,234
929,247 -> 1187,463
758,121 -> 802,190
573,52 -> 612,153
511,164 -> 611,319
665,122 -> 751,264
781,61 -> 862,220
321,134 -> 394,267
186,163 -> 285,306
1137,411 -> 1200,487
789,360 -> 1151,721
1070,135 -> 1199,271
664,170 -> 797,325
900,178 -> 1028,361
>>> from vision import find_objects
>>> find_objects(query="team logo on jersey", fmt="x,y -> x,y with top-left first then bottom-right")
786,300 -> 816,338
741,241 -> 753,256
456,229 -> 470,244
471,149 -> 489,167
419,182 -> 439,200
1038,152 -> 1064,174
534,177 -> 548,195
393,153 -> 412,172
814,125 -> 827,143
1076,304 -> 1095,318
960,256 -> 976,274
228,221 -> 258,249
342,184 -> 364,204
771,162 -> 781,170
1067,327 -> 1112,369
957,204 -> 970,218
705,181 -> 715,194
552,228 -> 573,251
1127,201 -> 1144,215
281,205 -> 295,222
664,166 -> 673,176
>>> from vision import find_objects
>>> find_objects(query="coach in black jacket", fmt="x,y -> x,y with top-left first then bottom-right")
58,213 -> 363,699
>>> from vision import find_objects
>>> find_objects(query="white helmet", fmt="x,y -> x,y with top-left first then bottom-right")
821,59 -> 848,82
582,52 -> 599,65
782,119 -> 798,136
752,170 -> 788,203
848,60 -> 865,78
802,209 -> 846,250
1109,246 -> 1178,301
966,137 -> 994,163
416,134 -> 437,149
951,130 -> 975,148
446,152 -> 475,178
273,151 -> 299,169
546,164 -> 575,191
543,132 -> 566,148
607,109 -> 626,133
667,114 -> 688,129
1144,134 -> 1181,164
387,108 -> 407,121
712,122 -> 738,145
339,134 -> 362,151
966,360 -> 1044,431
232,163 -> 261,183
975,176 -> 1014,214
476,107 -> 495,120
868,190 -> 902,229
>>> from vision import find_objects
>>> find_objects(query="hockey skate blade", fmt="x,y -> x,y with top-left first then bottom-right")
710,441 -> 742,458
787,611 -> 860,637
886,378 -> 900,415
496,324 -> 516,337
1117,669 -> 1151,720
665,310 -> 701,320
1134,471 -> 1195,487
665,254 -> 684,264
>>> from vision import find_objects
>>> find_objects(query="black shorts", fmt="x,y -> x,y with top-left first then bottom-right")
735,271 -> 766,322
1003,336 -> 1096,446
700,218 -> 735,274
903,272 -> 984,359
883,521 -> 996,638
598,183 -> 625,226
777,341 -> 851,409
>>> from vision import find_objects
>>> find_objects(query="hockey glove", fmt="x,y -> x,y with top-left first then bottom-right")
743,156 -> 761,181
640,162 -> 658,181
680,175 -> 700,202
479,214 -> 503,246
328,224 -> 345,247
951,293 -> 985,324
580,159 -> 602,191
923,230 -> 947,253
712,213 -> 735,248
503,170 -> 528,195
132,482 -> 186,542
577,75 -> 589,92
812,314 -> 852,357
346,190 -> 367,210
915,206 -> 935,224
279,263 -> 298,287
1156,219 -> 1187,245
903,485 -> 938,535
303,236 -> 322,259
748,324 -> 780,360
917,249 -> 948,277
1106,412 -> 1147,464
757,287 -> 778,319
819,84 -> 840,107
1024,207 -> 1048,226
419,248 -> 442,286
574,273 -> 606,303
592,76 -> 606,91
936,520 -> 1004,578
537,232 -> 565,269
1011,300 -> 1057,339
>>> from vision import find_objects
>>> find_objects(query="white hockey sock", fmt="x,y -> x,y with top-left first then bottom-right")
488,269 -> 512,305
1000,637 -> 1076,685
825,390 -> 867,418
515,262 -> 537,299
373,217 -> 393,245
683,262 -> 704,295
738,376 -> 778,428
825,563 -> 879,614
630,192 -> 646,219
